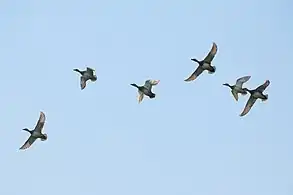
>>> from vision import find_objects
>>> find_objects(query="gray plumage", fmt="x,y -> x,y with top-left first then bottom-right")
240,80 -> 270,117
130,79 -> 160,103
19,111 -> 47,150
73,67 -> 97,90
185,42 -> 218,82
223,76 -> 251,101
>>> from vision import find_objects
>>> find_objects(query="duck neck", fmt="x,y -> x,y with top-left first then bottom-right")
224,83 -> 233,89
191,58 -> 200,64
74,69 -> 83,75
23,129 -> 33,134
244,88 -> 253,94
130,83 -> 139,88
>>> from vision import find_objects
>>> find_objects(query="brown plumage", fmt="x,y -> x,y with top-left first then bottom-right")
19,111 -> 47,150
185,42 -> 218,82
240,80 -> 270,117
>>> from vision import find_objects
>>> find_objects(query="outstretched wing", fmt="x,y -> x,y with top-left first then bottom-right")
80,76 -> 87,90
138,90 -> 144,103
236,76 -> 251,87
19,136 -> 37,150
203,42 -> 218,63
149,80 -> 160,85
86,67 -> 95,76
232,90 -> 239,101
256,80 -> 270,92
240,96 -> 257,116
143,80 -> 152,91
143,79 -> 154,89
35,111 -> 46,133
184,66 -> 204,82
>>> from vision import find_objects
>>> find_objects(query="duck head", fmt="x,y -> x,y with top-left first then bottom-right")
191,58 -> 200,63
130,83 -> 139,88
22,128 -> 32,134
73,69 -> 83,75
41,133 -> 48,141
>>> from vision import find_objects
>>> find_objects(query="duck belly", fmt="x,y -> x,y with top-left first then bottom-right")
202,62 -> 210,69
235,87 -> 246,94
32,132 -> 42,138
253,92 -> 263,99
142,90 -> 154,98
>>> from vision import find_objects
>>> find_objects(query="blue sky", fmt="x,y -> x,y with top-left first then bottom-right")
0,0 -> 292,194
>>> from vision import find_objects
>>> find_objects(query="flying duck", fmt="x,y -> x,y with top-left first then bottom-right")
130,79 -> 160,103
184,42 -> 218,82
240,80 -> 270,117
73,67 -> 97,90
19,111 -> 47,150
223,76 -> 251,101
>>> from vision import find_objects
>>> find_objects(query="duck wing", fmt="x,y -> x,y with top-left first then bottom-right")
149,80 -> 160,85
232,90 -> 239,101
184,66 -> 204,82
80,76 -> 87,90
34,111 -> 46,133
240,95 -> 257,116
86,67 -> 95,76
255,80 -> 270,92
203,42 -> 218,63
236,76 -> 251,87
19,135 -> 37,150
144,80 -> 153,91
138,90 -> 144,103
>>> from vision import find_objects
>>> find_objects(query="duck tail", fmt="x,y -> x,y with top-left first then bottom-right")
241,90 -> 247,95
208,66 -> 216,74
91,76 -> 97,81
262,94 -> 268,101
149,93 -> 156,98
41,133 -> 47,141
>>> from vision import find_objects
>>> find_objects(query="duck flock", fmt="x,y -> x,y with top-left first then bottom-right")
19,42 -> 270,150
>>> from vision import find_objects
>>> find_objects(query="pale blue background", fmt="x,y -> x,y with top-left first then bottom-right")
0,0 -> 292,194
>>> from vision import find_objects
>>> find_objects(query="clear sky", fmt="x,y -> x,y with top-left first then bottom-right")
0,0 -> 292,194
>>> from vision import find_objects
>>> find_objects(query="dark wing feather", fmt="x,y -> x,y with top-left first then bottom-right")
203,42 -> 218,63
144,80 -> 152,91
19,136 -> 37,150
35,111 -> 46,133
86,67 -> 95,76
80,76 -> 87,90
240,96 -> 257,116
255,80 -> 270,92
184,66 -> 204,82
232,90 -> 239,101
